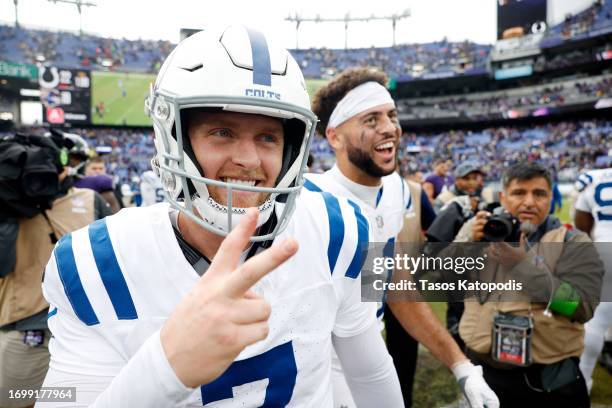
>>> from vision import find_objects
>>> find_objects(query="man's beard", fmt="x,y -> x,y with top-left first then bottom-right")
346,141 -> 396,178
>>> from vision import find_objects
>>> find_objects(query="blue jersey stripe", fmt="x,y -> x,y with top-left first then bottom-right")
54,234 -> 99,326
345,201 -> 369,279
375,186 -> 384,208
47,307 -> 58,318
246,28 -> 272,86
304,180 -> 344,273
303,179 -> 322,192
89,219 -> 138,320
376,303 -> 386,318
322,192 -> 345,274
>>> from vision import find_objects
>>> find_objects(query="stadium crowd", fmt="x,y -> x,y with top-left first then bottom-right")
0,0 -> 609,80
4,118 -> 606,190
397,75 -> 612,119
0,24 -> 174,73
291,40 -> 491,79
397,120 -> 612,182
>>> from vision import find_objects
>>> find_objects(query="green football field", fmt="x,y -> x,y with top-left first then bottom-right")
91,71 -> 155,127
305,79 -> 328,99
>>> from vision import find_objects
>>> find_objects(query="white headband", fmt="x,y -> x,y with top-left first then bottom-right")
326,81 -> 395,130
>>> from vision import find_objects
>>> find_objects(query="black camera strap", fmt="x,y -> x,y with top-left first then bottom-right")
41,211 -> 59,244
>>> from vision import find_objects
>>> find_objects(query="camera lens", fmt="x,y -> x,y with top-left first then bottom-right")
483,215 -> 517,242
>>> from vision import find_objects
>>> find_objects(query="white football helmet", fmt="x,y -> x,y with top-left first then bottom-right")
146,25 -> 317,241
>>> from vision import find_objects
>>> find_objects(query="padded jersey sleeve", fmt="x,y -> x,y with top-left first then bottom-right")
39,226 -> 194,407
302,179 -> 377,337
574,183 -> 594,213
333,322 -> 403,407
330,197 -> 377,337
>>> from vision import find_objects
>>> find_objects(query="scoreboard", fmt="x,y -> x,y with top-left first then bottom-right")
497,0 -> 547,40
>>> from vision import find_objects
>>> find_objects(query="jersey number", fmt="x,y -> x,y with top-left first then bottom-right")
200,341 -> 297,407
595,182 -> 612,221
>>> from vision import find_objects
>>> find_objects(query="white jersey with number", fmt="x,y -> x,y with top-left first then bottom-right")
575,168 -> 612,242
40,190 -> 375,407
140,170 -> 165,206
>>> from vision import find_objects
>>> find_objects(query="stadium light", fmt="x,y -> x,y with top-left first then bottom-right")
13,0 -> 19,27
47,0 -> 97,35
285,9 -> 410,49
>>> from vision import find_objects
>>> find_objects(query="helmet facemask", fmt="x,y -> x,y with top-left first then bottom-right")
146,26 -> 317,241
148,93 -> 316,242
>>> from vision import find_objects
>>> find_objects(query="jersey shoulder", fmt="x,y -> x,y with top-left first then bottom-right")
43,204 -> 174,327
576,168 -> 612,193
291,187 -> 369,280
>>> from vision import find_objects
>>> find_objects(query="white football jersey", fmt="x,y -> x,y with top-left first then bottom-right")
575,168 -> 612,242
41,191 -> 375,407
139,170 -> 164,206
305,166 -> 413,319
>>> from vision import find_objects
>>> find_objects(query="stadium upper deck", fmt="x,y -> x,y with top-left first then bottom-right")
0,0 -> 610,80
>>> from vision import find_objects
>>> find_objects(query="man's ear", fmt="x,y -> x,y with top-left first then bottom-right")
325,127 -> 343,151
499,190 -> 506,207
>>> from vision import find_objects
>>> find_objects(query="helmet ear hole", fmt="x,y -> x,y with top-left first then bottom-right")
277,118 -> 306,186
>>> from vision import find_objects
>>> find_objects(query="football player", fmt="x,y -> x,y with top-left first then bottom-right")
575,167 -> 612,392
139,170 -> 165,206
38,26 -> 403,407
306,67 -> 499,408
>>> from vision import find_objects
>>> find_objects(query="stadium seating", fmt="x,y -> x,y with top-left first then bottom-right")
1,0 -> 610,79
398,120 -> 612,182
19,119 -> 605,187
397,74 -> 612,120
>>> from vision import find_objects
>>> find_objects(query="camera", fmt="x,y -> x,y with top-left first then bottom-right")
0,129 -> 73,219
483,208 -> 521,242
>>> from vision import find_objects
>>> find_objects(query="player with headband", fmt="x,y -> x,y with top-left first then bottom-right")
307,67 -> 499,408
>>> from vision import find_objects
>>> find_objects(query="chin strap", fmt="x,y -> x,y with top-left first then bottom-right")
192,194 -> 275,233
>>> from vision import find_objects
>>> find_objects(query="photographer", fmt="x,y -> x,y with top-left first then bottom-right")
452,162 -> 603,407
0,131 -> 111,408
434,163 -> 483,212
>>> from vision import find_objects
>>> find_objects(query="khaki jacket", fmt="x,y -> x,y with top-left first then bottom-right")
397,180 -> 426,246
457,218 -> 602,364
0,188 -> 96,326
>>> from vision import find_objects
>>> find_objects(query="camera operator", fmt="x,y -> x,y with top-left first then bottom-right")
452,162 -> 603,407
65,133 -> 120,214
0,131 -> 111,408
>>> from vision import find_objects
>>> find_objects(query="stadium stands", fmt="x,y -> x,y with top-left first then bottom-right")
1,1 -> 611,193
0,25 -> 173,73
542,0 -> 612,47
397,120 -> 612,182
290,40 -> 491,80
11,119 -> 601,187
397,74 -> 612,120
1,0 -> 610,78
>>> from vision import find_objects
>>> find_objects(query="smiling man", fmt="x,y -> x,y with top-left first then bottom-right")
305,67 -> 498,408
37,27 -> 404,407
